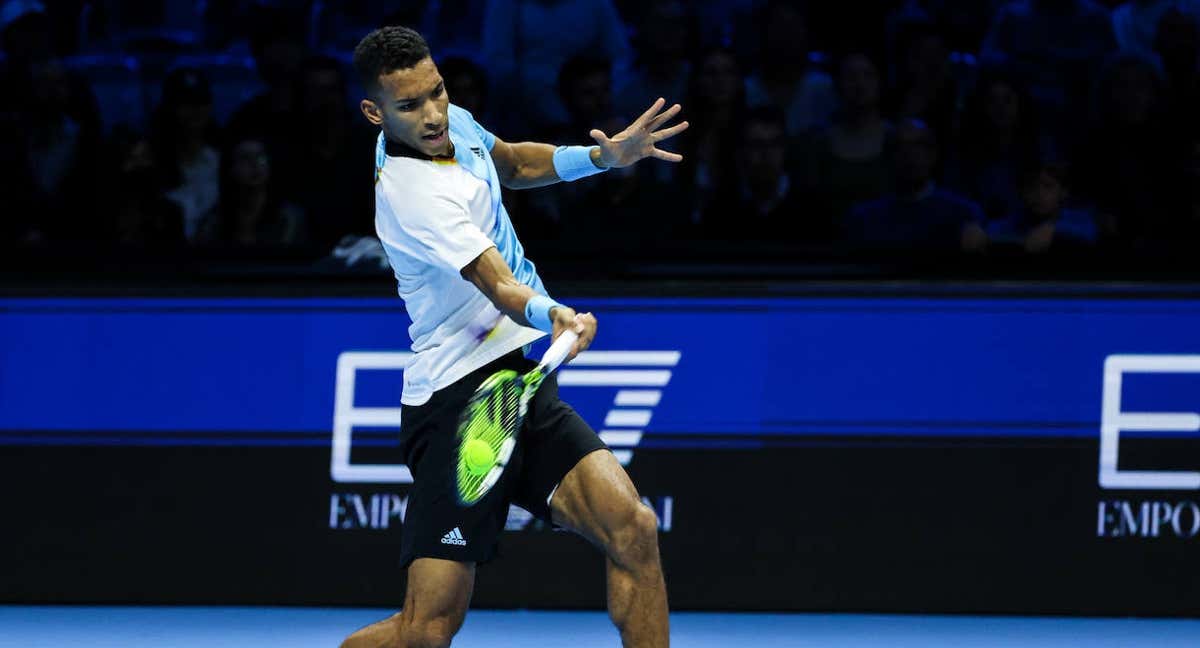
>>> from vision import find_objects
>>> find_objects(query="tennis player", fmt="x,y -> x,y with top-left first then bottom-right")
340,26 -> 687,648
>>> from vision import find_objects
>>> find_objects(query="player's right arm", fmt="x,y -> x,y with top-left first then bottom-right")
460,248 -> 596,358
375,170 -> 596,357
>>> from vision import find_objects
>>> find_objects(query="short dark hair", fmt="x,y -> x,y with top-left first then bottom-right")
353,26 -> 431,94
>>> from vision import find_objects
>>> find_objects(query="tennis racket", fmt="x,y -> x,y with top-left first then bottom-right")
454,330 -> 579,506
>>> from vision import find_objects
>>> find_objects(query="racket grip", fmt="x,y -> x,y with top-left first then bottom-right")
540,330 -> 579,372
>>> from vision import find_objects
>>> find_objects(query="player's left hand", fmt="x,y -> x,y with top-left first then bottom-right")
590,97 -> 689,168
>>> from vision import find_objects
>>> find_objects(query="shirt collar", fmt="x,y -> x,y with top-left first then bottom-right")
384,136 -> 455,162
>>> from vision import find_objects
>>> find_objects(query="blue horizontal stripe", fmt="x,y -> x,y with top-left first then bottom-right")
6,295 -> 1200,440
3,427 -> 1190,448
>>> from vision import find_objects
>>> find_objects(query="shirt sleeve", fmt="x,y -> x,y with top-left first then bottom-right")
377,178 -> 495,273
450,104 -> 497,151
471,114 -> 497,151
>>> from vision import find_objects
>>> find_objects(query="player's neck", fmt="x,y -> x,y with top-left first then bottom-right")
385,137 -> 455,161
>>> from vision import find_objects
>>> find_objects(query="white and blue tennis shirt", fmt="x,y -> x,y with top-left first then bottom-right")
374,104 -> 549,406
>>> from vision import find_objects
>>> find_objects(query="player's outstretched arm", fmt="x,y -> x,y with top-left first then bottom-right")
460,247 -> 596,359
489,97 -> 688,190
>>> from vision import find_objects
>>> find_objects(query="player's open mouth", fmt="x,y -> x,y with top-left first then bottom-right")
422,129 -> 447,144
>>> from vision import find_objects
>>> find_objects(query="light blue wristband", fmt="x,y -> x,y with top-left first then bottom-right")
524,294 -> 563,333
552,145 -> 607,182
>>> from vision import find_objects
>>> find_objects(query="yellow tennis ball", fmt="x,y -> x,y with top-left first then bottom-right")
464,438 -> 496,476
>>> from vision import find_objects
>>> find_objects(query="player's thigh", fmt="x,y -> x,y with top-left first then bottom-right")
401,557 -> 475,630
549,449 -> 647,548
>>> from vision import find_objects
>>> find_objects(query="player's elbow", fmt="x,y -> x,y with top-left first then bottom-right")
460,249 -> 528,319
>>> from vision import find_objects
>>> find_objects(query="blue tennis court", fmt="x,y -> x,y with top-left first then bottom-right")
1,607 -> 1197,647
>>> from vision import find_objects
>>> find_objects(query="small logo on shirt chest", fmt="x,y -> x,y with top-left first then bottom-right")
469,146 -> 485,161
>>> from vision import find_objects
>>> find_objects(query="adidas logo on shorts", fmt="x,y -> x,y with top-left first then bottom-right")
441,527 -> 467,546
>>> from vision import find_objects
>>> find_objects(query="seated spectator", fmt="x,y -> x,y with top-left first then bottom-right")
438,56 -> 490,123
213,134 -> 304,248
224,7 -> 306,160
540,55 -> 618,143
675,47 -> 746,228
1113,0 -> 1200,57
799,51 -> 894,227
886,20 -> 958,153
1,1 -> 103,125
615,0 -> 694,123
522,55 -> 649,246
0,55 -> 103,245
945,70 -> 1048,222
744,0 -> 836,136
981,0 -> 1117,133
106,126 -> 184,246
276,56 -> 377,252
1154,7 -> 1200,133
0,4 -> 103,245
482,0 -> 632,135
1074,51 -> 1174,244
987,159 -> 1097,253
151,67 -> 221,244
844,119 -> 986,252
704,107 -> 828,242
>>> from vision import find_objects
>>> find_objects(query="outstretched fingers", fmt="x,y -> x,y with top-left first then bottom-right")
649,147 -> 683,162
633,97 -> 667,128
646,103 -> 682,131
651,120 -> 689,142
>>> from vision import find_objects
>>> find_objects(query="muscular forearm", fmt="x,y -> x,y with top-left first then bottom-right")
494,141 -> 604,189
490,276 -> 541,326
461,248 -> 595,358
461,247 -> 543,327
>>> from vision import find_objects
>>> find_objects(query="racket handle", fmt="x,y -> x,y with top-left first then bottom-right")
540,330 -> 579,372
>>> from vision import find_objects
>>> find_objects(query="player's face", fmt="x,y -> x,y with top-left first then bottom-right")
363,57 -> 451,156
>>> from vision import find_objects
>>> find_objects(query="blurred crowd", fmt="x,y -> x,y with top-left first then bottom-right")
2,0 -> 1199,264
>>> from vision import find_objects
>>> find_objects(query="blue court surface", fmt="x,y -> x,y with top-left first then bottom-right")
1,607 -> 1197,647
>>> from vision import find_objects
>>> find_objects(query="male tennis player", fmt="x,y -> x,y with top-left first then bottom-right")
340,26 -> 687,648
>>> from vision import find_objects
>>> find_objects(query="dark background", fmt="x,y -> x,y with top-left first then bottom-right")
3,439 -> 1196,615
3,0 -> 1200,619
2,0 -> 1199,272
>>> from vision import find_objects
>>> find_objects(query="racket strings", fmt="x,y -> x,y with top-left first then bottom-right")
455,366 -> 552,505
456,379 -> 522,503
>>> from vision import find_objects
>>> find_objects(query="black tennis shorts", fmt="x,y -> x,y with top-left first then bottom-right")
397,348 -> 608,567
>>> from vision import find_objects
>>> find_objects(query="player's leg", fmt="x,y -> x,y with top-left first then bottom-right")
339,558 -> 474,648
550,450 -> 669,648
341,356 -> 526,648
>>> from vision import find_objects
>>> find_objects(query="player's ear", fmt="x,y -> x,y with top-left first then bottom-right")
360,99 -> 384,126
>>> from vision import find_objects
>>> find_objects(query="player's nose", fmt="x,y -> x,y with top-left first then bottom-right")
422,104 -> 445,130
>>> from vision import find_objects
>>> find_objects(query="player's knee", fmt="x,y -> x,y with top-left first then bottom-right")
607,501 -> 660,567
